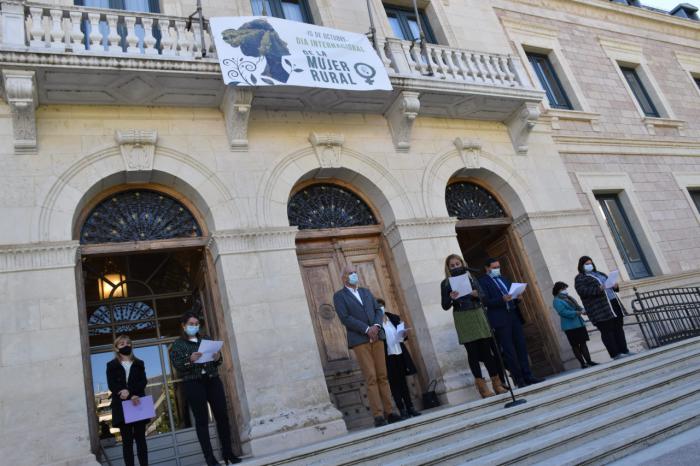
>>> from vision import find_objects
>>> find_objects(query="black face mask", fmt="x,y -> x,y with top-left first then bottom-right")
450,266 -> 467,277
118,346 -> 132,356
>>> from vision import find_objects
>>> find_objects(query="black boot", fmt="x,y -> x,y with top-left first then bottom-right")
399,408 -> 409,419
407,406 -> 421,417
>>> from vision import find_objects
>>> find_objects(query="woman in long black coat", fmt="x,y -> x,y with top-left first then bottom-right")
574,256 -> 630,360
106,334 -> 149,466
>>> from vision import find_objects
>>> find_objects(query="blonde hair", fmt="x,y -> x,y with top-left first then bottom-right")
444,254 -> 467,278
113,334 -> 134,360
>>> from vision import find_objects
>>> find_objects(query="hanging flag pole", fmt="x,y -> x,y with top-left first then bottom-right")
365,0 -> 378,51
411,0 -> 426,44
186,0 -> 207,57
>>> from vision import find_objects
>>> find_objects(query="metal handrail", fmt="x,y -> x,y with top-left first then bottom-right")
630,286 -> 700,348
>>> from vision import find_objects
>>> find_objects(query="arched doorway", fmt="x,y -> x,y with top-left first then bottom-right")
289,182 -> 423,430
77,187 -> 240,465
446,180 -> 561,376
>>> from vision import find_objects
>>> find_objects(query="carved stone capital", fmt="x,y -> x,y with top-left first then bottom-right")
309,132 -> 345,168
1,69 -> 38,153
384,217 -> 457,249
453,137 -> 481,169
221,86 -> 253,151
209,227 -> 298,259
0,241 -> 80,273
115,129 -> 158,181
385,91 -> 420,152
506,101 -> 540,156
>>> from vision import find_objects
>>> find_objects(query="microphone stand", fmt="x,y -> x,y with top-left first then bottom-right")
470,273 -> 527,409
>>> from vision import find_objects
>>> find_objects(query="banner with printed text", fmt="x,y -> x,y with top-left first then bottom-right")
210,16 -> 393,91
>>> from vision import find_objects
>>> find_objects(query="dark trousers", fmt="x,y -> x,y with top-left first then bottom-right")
464,337 -> 500,379
385,354 -> 414,411
595,299 -> 629,358
493,313 -> 533,385
119,421 -> 148,466
184,376 -> 234,462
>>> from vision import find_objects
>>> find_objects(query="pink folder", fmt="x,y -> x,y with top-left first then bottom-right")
122,395 -> 155,424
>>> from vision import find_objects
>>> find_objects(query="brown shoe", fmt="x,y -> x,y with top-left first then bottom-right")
475,377 -> 495,398
491,375 -> 509,394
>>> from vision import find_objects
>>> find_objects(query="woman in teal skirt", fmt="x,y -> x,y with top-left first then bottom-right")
441,254 -> 508,398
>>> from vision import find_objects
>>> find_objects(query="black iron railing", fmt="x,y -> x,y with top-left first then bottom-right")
631,286 -> 700,348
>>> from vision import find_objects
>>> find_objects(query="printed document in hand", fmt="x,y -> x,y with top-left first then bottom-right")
605,270 -> 620,289
196,339 -> 224,364
122,395 -> 155,424
396,322 -> 408,341
508,283 -> 527,299
448,273 -> 473,298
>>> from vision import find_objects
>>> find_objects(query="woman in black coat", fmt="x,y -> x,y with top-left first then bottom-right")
106,335 -> 149,466
574,256 -> 630,360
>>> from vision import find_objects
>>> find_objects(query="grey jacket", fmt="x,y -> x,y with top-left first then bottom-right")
333,286 -> 383,348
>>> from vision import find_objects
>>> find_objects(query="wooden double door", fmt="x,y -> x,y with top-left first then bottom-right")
456,222 -> 561,376
295,229 -> 421,429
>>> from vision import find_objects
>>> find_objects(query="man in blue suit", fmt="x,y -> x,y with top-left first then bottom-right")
333,265 -> 399,427
477,258 -> 544,388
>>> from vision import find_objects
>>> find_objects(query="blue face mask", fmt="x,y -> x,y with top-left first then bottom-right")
348,272 -> 359,286
490,268 -> 501,278
185,325 -> 199,336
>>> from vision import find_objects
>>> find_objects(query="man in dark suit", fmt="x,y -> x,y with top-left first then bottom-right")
477,257 -> 544,388
333,265 -> 398,426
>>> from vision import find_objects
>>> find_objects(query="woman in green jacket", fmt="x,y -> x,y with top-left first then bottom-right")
552,281 -> 598,369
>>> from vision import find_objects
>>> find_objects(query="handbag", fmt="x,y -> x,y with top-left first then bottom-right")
421,379 -> 440,409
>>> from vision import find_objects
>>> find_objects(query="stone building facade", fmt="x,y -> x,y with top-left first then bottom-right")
1,0 -> 700,465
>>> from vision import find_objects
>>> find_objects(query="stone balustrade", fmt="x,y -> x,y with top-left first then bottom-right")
2,0 -> 215,59
381,37 -> 530,89
0,1 -> 532,91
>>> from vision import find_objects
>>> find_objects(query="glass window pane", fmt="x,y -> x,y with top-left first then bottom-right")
621,67 -> 658,117
251,0 -> 272,15
156,296 -> 193,319
690,190 -> 700,213
407,18 -> 421,41
596,195 -> 651,279
387,16 -> 405,40
124,0 -> 150,12
527,53 -> 571,109
281,1 -> 305,22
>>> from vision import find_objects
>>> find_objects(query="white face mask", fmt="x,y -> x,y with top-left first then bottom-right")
489,268 -> 501,278
583,264 -> 594,273
560,290 -> 569,296
380,306 -> 385,313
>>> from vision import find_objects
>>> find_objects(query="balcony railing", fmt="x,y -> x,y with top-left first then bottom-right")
380,37 -> 529,89
1,1 -> 533,91
8,1 -> 216,59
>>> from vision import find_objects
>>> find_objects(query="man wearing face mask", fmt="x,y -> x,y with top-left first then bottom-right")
478,258 -> 544,388
333,265 -> 400,427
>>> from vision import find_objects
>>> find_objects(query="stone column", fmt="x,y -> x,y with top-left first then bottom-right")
0,241 -> 99,466
384,217 -> 477,404
209,227 -> 346,457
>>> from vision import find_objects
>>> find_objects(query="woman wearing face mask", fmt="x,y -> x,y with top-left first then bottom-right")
376,298 -> 421,419
106,335 -> 149,466
574,256 -> 630,360
441,254 -> 508,398
170,312 -> 240,465
552,282 -> 598,369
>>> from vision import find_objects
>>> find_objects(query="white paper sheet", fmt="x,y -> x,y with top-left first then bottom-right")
605,270 -> 620,289
396,322 -> 408,341
448,273 -> 473,299
195,339 -> 224,364
508,282 -> 527,299
122,395 -> 155,424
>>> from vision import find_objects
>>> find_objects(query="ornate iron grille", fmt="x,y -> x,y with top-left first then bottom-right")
80,190 -> 201,244
288,184 -> 377,230
445,182 -> 506,219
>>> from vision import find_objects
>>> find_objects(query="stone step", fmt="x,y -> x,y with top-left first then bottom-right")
424,374 -> 700,465
247,337 -> 700,466
326,354 -> 700,465
541,402 -> 700,466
